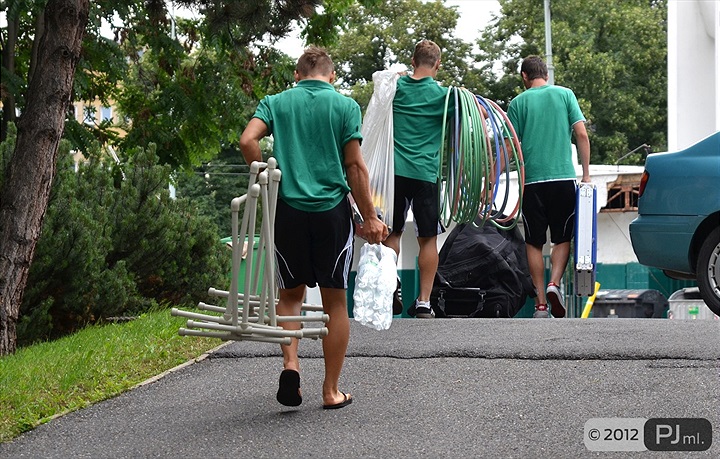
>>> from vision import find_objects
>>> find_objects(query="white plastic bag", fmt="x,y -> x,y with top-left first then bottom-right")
353,243 -> 397,330
360,70 -> 399,228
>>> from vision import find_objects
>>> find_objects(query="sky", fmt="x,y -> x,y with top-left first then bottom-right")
276,0 -> 501,57
446,0 -> 502,42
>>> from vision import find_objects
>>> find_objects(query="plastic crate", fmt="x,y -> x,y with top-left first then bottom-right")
668,287 -> 719,320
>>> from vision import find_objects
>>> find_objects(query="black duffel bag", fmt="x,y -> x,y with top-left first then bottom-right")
430,216 -> 536,318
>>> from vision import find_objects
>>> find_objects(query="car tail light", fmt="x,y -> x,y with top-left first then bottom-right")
638,170 -> 649,197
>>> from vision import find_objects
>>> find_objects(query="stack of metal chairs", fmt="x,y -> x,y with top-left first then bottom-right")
171,158 -> 329,344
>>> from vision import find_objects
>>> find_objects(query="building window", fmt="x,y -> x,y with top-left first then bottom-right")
83,106 -> 96,125
101,106 -> 112,122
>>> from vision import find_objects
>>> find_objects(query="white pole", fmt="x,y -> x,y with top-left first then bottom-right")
544,0 -> 555,85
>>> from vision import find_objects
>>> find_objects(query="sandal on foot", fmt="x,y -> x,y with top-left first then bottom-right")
276,369 -> 302,407
323,392 -> 353,410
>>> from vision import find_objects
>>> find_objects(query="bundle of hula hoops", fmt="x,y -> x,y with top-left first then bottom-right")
439,87 -> 525,230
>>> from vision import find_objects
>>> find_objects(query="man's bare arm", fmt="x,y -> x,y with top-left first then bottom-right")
343,139 -> 388,244
239,118 -> 268,165
573,121 -> 591,183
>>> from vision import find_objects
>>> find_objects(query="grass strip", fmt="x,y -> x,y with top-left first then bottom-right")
0,308 -> 219,443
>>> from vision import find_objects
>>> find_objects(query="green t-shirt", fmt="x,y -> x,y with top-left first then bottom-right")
252,79 -> 363,212
507,84 -> 585,184
393,75 -> 452,183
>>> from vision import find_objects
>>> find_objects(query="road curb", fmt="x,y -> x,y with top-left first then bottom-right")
41,341 -> 232,425
133,340 -> 233,389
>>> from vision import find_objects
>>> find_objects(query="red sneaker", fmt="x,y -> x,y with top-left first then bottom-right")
533,304 -> 550,318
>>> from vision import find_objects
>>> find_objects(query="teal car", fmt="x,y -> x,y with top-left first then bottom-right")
629,132 -> 720,317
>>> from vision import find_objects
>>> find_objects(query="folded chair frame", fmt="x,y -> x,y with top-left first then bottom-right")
172,158 -> 329,344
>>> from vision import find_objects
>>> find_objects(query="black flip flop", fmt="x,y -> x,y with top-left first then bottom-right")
323,392 -> 353,410
276,369 -> 302,407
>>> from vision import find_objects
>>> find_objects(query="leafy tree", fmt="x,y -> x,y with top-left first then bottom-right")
175,147 -> 252,237
476,0 -> 667,164
0,0 -> 382,354
111,16 -> 297,167
110,0 -> 381,167
327,0 -> 486,109
174,137 -> 279,236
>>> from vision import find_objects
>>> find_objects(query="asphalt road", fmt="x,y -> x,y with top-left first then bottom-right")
2,318 -> 719,458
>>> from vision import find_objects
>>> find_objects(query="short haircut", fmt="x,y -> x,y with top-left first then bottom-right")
413,39 -> 441,68
521,55 -> 548,80
296,46 -> 334,77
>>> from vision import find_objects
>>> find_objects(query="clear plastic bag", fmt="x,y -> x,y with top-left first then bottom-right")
360,70 -> 399,228
353,242 -> 397,330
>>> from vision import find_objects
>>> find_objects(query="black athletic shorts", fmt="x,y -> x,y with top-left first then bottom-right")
521,180 -> 577,247
391,175 -> 445,238
274,198 -> 354,290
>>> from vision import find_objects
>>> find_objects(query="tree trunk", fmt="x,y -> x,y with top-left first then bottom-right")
0,0 -> 89,355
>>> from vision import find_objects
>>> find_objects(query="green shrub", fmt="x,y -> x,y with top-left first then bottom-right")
16,143 -> 225,346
